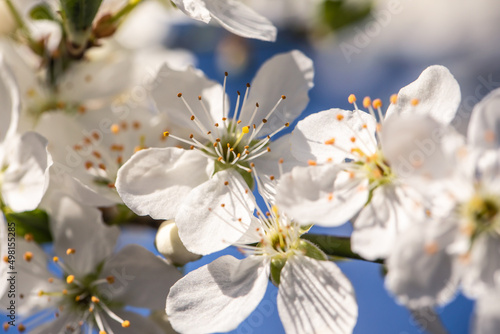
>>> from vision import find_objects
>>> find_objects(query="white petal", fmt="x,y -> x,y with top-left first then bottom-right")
385,65 -> 460,125
381,113 -> 465,180
351,184 -> 425,260
152,64 -> 227,136
116,147 -> 210,219
462,234 -> 500,299
0,55 -> 18,142
204,0 -> 277,41
0,239 -> 62,316
385,220 -> 460,308
2,132 -> 51,212
171,0 -> 212,23
42,166 -> 117,210
473,288 -> 500,334
468,87 -> 500,150
239,50 -> 314,136
253,133 -> 307,177
30,312 -> 78,334
278,256 -> 357,334
98,245 -> 182,310
58,50 -> 133,103
167,255 -> 269,334
51,196 -> 119,277
291,108 -> 377,164
176,169 -> 254,255
276,165 -> 368,226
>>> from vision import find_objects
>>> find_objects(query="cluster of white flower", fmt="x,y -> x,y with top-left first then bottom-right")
0,0 -> 498,333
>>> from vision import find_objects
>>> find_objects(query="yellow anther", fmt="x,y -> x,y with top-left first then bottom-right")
336,114 -> 344,121
122,320 -> 131,328
111,124 -> 120,134
242,126 -> 250,134
363,97 -> 372,108
411,98 -> 419,106
23,252 -> 33,262
75,296 -> 81,301
24,234 -> 34,242
66,275 -> 75,284
91,296 -> 100,303
485,130 -> 495,143
37,290 -> 44,297
99,331 -> 107,334
350,137 -> 356,143
18,324 -> 26,332
48,278 -> 54,283
66,248 -> 76,255
390,94 -> 398,104
372,99 -> 382,109
328,193 -> 334,201
163,131 -> 169,137
281,95 -> 286,100
106,276 -> 115,284
307,160 -> 317,166
348,94 -> 356,104
177,93 -> 182,98
424,242 -> 439,255
53,256 -> 59,262
62,289 -> 68,295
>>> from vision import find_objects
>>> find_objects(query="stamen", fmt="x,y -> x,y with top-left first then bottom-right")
390,94 -> 398,104
178,94 -> 214,141
23,252 -> 33,262
223,72 -> 228,119
247,103 -> 260,129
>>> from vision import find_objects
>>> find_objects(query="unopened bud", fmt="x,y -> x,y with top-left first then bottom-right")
155,220 -> 201,266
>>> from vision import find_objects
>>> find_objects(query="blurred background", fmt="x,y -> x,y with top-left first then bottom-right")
124,0 -> 500,332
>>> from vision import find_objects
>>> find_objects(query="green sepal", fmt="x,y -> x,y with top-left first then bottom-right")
297,239 -> 328,261
5,209 -> 52,243
270,255 -> 287,286
60,0 -> 103,32
321,0 -> 373,32
29,3 -> 56,21
301,234 -> 384,264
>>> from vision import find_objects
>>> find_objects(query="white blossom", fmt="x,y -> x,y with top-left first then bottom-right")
116,50 -> 313,255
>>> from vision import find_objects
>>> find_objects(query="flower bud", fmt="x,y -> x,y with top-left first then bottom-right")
155,220 -> 201,266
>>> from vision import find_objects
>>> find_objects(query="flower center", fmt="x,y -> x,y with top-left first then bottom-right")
163,77 -> 289,188
359,151 -> 394,187
461,192 -> 500,237
30,251 -> 130,333
71,118 -> 160,190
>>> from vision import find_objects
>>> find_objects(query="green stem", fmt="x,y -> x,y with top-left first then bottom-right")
110,0 -> 144,23
301,234 -> 384,264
